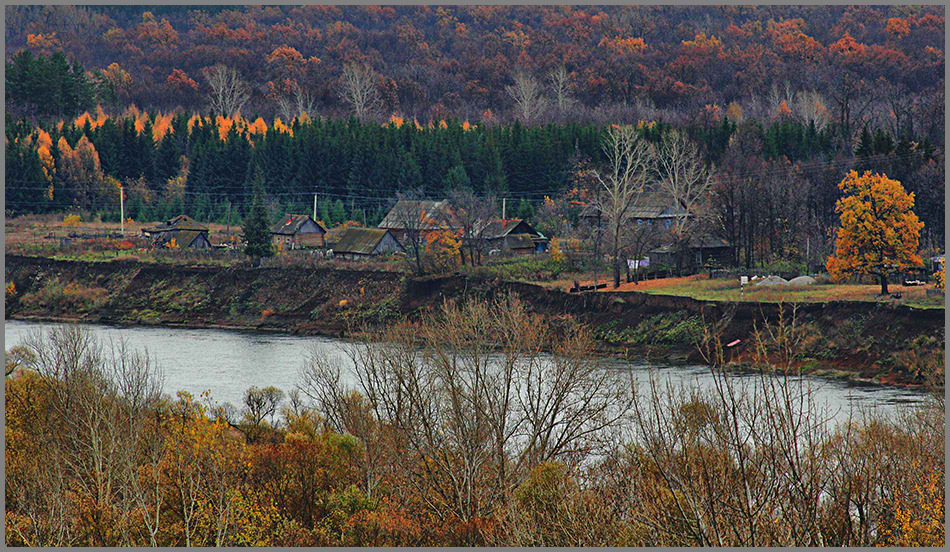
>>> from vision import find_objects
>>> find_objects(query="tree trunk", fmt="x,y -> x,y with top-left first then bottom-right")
879,272 -> 889,295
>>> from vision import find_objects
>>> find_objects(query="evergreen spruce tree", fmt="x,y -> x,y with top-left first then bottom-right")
855,126 -> 874,158
243,167 -> 274,266
442,164 -> 472,191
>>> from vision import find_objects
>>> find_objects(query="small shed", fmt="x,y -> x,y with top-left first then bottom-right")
172,230 -> 213,249
334,227 -> 406,260
142,215 -> 211,249
649,234 -> 733,269
271,214 -> 327,250
504,233 -> 538,255
478,218 -> 549,254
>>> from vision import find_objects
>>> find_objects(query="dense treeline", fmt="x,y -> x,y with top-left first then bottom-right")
6,105 -> 944,264
4,5 -> 944,143
5,299 -> 945,546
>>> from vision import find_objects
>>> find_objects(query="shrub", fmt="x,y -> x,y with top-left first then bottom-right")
19,277 -> 108,313
62,213 -> 81,227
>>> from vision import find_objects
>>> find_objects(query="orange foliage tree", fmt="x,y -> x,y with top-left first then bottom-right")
826,171 -> 923,295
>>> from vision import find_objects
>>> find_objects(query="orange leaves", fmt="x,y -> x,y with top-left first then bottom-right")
885,18 -> 911,40
424,228 -> 463,273
35,129 -> 55,182
152,112 -> 173,142
826,171 -> 924,283
166,68 -> 199,92
934,257 -> 945,291
26,32 -> 61,53
776,100 -> 793,119
101,62 -> 133,96
135,11 -> 178,50
123,103 -> 149,135
598,36 -> 647,56
767,19 -> 824,62
882,470 -> 945,546
828,31 -> 867,60
247,117 -> 268,135
187,113 -> 204,134
681,33 -> 723,57
271,117 -> 293,136
216,114 -> 234,141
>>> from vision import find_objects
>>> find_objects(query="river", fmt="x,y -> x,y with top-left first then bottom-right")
4,320 -> 929,423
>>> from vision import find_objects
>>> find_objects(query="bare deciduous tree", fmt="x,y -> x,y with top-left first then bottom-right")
14,326 -> 164,546
506,70 -> 548,123
447,187 -> 498,266
587,125 -> 653,288
203,64 -> 251,117
299,294 -> 634,525
653,130 -> 716,273
339,62 -> 381,120
548,66 -> 575,115
275,85 -> 316,123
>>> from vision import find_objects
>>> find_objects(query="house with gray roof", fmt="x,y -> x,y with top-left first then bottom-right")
333,227 -> 406,260
475,218 -> 549,254
378,200 -> 461,243
141,215 -> 211,248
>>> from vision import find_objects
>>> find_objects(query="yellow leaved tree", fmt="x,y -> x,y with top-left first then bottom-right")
826,171 -> 923,295
934,257 -> 944,291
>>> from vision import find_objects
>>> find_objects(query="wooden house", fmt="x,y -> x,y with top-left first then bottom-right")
333,227 -> 406,260
378,200 -> 461,243
141,215 -> 212,248
477,218 -> 549,255
648,234 -> 733,269
270,214 -> 327,250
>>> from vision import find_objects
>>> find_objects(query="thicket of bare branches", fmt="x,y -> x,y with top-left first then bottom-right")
339,63 -> 381,120
203,64 -> 251,117
653,129 -> 716,271
506,70 -> 548,124
299,294 -> 634,529
586,124 -> 653,288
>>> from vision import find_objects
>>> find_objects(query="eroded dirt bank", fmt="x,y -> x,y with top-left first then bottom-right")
5,255 -> 945,387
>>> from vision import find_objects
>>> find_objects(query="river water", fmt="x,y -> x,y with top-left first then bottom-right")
4,320 -> 929,423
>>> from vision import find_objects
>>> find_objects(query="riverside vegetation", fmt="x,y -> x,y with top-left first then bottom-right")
4,294 -> 944,546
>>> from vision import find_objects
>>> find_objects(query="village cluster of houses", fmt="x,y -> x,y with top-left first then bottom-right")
139,199 -> 552,261
140,194 -> 734,268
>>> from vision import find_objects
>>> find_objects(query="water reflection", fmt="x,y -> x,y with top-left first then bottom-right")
5,320 -> 927,421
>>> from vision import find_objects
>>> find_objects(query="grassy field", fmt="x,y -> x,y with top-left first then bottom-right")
555,274 -> 945,309
4,214 -> 243,246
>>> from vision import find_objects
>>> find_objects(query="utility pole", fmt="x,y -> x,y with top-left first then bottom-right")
502,197 -> 506,220
313,194 -> 317,221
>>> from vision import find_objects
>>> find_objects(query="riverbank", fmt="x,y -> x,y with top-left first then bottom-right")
5,254 -> 944,387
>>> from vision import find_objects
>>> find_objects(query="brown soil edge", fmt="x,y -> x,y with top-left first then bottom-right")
5,255 -> 945,391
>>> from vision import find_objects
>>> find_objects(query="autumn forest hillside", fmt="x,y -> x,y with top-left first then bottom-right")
5,5 -> 945,126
